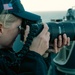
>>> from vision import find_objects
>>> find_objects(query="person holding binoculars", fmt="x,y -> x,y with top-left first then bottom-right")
0,0 -> 70,75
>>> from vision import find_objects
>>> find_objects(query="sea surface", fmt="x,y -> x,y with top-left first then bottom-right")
33,11 -> 66,22
13,11 -> 67,52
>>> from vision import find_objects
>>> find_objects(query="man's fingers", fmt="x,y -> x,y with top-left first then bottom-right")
38,23 -> 49,37
57,35 -> 62,48
63,34 -> 67,45
67,37 -> 70,46
54,38 -> 58,53
46,32 -> 50,41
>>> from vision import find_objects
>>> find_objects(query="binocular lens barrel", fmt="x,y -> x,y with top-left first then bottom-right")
35,22 -> 75,42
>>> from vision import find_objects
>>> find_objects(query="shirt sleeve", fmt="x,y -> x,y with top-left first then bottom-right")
0,58 -> 17,75
43,53 -> 51,70
19,51 -> 48,75
0,70 -> 5,75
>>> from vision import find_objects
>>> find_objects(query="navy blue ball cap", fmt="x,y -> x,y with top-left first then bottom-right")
0,0 -> 41,21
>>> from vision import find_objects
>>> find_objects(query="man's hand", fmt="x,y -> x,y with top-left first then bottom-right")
24,23 -> 50,55
43,34 -> 70,58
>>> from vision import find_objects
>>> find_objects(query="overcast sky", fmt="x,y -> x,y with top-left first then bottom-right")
21,0 -> 75,12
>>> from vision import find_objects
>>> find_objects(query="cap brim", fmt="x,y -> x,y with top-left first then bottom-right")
13,11 -> 41,22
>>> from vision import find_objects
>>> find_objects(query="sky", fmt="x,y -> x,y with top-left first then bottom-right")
21,0 -> 75,12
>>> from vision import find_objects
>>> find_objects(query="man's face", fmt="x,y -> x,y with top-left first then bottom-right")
0,18 -> 22,47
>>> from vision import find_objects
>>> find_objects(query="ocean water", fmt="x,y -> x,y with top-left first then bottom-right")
13,11 -> 67,52
34,11 -> 66,22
